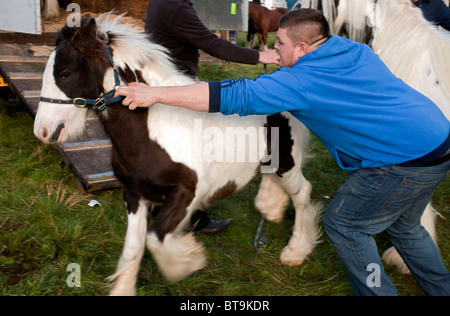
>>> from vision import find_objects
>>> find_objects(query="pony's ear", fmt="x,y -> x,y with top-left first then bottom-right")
80,15 -> 98,39
70,28 -> 82,46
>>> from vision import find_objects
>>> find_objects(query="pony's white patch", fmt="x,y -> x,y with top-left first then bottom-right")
34,51 -> 88,143
109,200 -> 148,296
146,232 -> 206,282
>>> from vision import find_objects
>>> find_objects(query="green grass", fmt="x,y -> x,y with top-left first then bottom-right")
0,60 -> 448,296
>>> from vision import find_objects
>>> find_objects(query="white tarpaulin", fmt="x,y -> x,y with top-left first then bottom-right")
0,0 -> 41,34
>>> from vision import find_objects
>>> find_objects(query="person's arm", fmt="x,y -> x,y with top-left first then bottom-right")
116,70 -> 309,116
173,4 -> 279,65
116,82 -> 210,112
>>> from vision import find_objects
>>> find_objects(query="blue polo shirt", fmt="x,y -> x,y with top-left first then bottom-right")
208,35 -> 450,171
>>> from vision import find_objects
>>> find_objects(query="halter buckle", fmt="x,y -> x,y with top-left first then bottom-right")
94,97 -> 107,112
73,98 -> 87,108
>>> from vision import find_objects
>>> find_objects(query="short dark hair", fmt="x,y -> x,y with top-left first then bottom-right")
279,9 -> 331,45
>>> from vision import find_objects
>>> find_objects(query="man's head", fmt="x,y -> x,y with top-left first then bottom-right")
275,9 -> 331,67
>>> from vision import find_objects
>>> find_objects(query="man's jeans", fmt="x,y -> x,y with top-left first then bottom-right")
414,0 -> 450,31
323,156 -> 450,295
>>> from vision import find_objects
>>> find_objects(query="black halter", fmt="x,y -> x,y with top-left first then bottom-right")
39,46 -> 127,112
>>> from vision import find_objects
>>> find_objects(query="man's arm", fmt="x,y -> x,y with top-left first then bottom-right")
173,4 -> 279,66
115,82 -> 210,112
116,69 -> 308,115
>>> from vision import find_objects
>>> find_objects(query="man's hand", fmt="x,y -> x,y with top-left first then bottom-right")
115,82 -> 158,110
258,49 -> 280,65
115,82 -> 210,112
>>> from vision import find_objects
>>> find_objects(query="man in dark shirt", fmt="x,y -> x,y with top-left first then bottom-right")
145,0 -> 280,79
146,0 -> 280,234
412,0 -> 450,31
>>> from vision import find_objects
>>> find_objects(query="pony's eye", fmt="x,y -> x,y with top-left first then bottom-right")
61,71 -> 71,80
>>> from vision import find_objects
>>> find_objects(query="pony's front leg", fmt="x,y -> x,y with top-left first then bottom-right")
109,196 -> 148,296
146,185 -> 206,282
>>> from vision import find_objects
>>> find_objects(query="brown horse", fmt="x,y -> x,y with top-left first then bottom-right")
247,1 -> 290,51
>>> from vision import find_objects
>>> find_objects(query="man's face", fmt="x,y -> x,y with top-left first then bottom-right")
274,28 -> 302,68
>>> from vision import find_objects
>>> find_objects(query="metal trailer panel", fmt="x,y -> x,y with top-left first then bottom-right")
191,0 -> 249,31
0,0 -> 41,34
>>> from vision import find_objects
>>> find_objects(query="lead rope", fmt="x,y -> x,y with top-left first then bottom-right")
253,216 -> 267,253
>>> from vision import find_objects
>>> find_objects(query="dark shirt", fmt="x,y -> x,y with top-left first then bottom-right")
145,0 -> 259,78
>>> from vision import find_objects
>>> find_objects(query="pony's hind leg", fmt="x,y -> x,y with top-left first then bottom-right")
278,170 -> 321,266
109,197 -> 148,296
259,113 -> 321,266
382,203 -> 438,274
146,185 -> 206,282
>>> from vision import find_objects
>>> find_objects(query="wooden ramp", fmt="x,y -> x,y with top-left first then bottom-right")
0,34 -> 121,193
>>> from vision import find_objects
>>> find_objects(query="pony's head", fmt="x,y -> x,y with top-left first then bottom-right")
34,15 -> 112,144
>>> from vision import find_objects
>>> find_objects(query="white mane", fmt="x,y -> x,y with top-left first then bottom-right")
294,0 -> 339,33
95,14 -> 195,88
372,0 -> 450,118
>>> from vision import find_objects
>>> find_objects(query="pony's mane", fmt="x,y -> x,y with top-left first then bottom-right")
294,0 -> 338,33
95,14 -> 194,86
372,0 -> 450,113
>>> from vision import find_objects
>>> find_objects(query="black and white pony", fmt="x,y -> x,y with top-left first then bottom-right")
294,0 -> 450,274
33,15 -> 320,296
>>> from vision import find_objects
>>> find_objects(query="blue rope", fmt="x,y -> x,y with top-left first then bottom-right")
253,216 -> 267,253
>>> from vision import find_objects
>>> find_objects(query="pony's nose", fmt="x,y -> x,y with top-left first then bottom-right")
38,126 -> 51,144
37,121 -> 65,144
51,122 -> 65,143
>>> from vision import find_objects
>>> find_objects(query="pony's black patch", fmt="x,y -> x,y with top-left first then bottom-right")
54,16 -> 110,100
265,114 -> 295,177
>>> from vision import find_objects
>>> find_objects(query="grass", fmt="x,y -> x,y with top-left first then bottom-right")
0,59 -> 448,296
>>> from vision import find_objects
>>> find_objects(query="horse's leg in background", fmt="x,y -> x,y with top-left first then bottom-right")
247,19 -> 256,48
256,32 -> 264,51
44,0 -> 60,19
109,190 -> 148,296
262,30 -> 269,51
146,185 -> 206,282
382,203 -> 438,274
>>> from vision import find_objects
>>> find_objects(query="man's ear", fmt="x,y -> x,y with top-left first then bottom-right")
297,42 -> 310,58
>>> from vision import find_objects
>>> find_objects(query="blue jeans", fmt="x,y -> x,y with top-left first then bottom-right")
414,0 -> 450,31
323,156 -> 450,295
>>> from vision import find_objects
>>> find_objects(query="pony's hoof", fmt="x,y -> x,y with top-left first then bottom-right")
382,246 -> 411,274
280,247 -> 305,266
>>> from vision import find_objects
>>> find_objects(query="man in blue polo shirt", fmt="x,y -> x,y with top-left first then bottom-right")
116,9 -> 450,295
